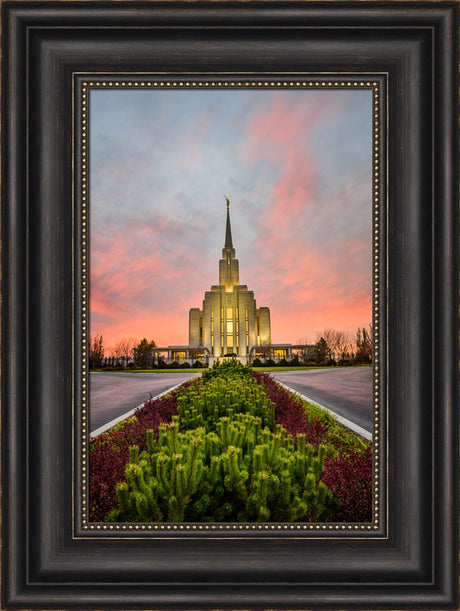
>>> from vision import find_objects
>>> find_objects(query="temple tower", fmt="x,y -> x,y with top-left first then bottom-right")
189,198 -> 271,364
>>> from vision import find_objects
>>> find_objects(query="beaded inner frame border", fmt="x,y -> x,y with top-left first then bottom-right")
76,75 -> 386,535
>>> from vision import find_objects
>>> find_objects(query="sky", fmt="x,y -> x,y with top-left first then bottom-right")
90,88 -> 372,350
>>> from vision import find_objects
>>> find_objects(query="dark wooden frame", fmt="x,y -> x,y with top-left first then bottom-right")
2,2 -> 458,608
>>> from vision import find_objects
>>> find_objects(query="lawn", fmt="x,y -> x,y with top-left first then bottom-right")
91,364 -> 371,374
91,368 -> 206,374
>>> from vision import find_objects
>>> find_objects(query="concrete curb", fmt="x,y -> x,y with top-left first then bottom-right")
90,381 -> 185,438
275,381 -> 372,442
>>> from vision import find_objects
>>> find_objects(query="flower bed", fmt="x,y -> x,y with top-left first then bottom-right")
89,387 -> 182,521
90,361 -> 372,522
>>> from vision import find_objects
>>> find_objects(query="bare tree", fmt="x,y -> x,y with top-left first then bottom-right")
317,329 -> 356,361
334,330 -> 353,360
113,337 -> 136,366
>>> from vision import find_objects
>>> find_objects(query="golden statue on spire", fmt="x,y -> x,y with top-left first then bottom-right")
225,196 -> 230,209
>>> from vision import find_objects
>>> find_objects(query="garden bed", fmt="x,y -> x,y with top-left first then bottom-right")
89,360 -> 372,522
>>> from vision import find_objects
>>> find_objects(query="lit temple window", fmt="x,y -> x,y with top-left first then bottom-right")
221,307 -> 224,348
245,308 -> 249,345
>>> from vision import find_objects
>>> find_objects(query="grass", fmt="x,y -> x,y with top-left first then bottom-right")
91,368 -> 205,373
256,363 -> 372,372
91,364 -> 371,374
249,366 -> 322,372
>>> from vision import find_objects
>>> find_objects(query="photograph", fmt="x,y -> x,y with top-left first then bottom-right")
88,85 -> 375,524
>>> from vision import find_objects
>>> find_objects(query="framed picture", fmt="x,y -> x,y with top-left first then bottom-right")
87,81 -> 376,527
2,2 -> 458,609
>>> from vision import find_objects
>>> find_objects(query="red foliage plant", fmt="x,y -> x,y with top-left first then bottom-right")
321,446 -> 373,522
253,371 -> 372,522
89,390 -> 179,521
252,371 -> 327,448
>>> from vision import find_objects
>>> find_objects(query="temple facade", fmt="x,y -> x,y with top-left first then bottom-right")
188,199 -> 271,364
100,200 -> 313,368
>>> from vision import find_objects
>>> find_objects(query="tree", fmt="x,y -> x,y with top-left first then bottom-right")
133,338 -> 156,368
314,336 -> 329,364
113,337 -> 136,366
334,330 -> 353,361
355,325 -> 372,363
320,329 -> 337,360
89,334 -> 104,369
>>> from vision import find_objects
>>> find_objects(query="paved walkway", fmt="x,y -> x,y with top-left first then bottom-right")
89,372 -> 198,433
272,367 -> 373,434
90,367 -> 372,436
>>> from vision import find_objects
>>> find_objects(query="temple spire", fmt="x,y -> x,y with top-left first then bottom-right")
224,197 -> 233,249
220,197 -> 238,288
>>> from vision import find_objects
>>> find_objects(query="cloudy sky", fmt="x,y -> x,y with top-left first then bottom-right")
90,88 -> 372,350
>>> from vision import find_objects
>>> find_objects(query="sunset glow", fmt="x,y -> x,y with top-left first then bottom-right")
90,88 -> 372,351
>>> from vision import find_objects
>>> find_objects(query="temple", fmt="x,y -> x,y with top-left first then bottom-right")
100,199 -> 315,368
188,198 -> 271,365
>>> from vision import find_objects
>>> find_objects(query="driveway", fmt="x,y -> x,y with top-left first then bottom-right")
90,367 -> 373,437
272,367 -> 373,434
90,372 -> 198,433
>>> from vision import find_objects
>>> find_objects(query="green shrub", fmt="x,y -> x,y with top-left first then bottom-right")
107,413 -> 332,523
252,358 -> 263,367
176,375 -> 275,433
181,362 -> 191,369
192,360 -> 203,369
201,358 -> 252,382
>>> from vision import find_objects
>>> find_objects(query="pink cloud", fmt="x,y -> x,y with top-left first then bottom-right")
241,93 -> 319,224
236,94 -> 372,344
90,211 -> 218,347
90,90 -> 371,350
93,311 -> 190,353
